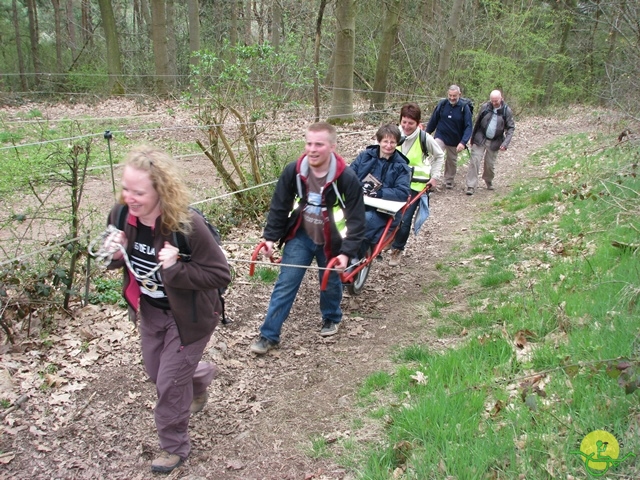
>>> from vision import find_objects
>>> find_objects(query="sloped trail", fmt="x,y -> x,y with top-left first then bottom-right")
0,108 -> 609,480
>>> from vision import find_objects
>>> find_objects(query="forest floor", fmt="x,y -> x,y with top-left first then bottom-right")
0,102 -> 607,479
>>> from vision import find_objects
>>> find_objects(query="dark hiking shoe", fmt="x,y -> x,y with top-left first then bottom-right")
250,336 -> 278,354
388,249 -> 402,267
151,451 -> 183,473
320,320 -> 339,337
190,391 -> 208,414
445,182 -> 453,189
466,187 -> 474,196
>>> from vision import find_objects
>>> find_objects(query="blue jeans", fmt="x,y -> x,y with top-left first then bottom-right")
259,229 -> 343,343
392,190 -> 421,251
365,209 -> 401,246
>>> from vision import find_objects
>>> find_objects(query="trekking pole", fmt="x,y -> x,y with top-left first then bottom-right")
104,130 -> 115,197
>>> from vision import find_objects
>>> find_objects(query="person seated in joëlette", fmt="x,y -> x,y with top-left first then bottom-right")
349,124 -> 411,247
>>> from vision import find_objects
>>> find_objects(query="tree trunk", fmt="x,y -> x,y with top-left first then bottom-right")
370,0 -> 401,112
423,0 -> 435,23
329,0 -> 356,124
271,0 -> 281,51
187,0 -> 200,65
81,0 -> 92,45
313,0 -> 328,122
244,0 -> 252,45
51,0 -> 64,77
542,0 -> 577,107
230,0 -> 238,48
140,0 -> 152,37
66,0 -> 77,60
12,0 -> 28,90
26,0 -> 41,86
166,0 -> 177,87
150,0 -> 170,95
255,0 -> 265,44
436,0 -> 464,87
97,0 -> 124,94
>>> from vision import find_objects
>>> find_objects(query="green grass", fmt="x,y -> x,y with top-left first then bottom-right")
308,133 -> 640,479
251,266 -> 279,284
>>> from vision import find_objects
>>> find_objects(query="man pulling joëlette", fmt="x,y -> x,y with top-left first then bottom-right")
250,122 -> 366,354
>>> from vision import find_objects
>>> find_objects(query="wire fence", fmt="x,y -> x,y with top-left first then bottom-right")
0,89 -> 439,270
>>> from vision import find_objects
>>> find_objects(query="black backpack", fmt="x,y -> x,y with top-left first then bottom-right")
436,97 -> 474,120
115,204 -> 231,324
476,101 -> 510,126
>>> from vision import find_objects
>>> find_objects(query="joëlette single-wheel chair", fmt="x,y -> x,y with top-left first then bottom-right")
248,175 -> 431,296
324,176 -> 431,295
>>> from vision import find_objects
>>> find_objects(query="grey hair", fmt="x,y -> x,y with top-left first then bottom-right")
448,85 -> 461,93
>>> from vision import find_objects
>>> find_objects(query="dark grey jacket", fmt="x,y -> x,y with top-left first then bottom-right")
471,101 -> 515,151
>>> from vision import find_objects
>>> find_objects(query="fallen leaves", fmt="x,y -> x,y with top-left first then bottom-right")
409,371 -> 428,385
0,452 -> 16,464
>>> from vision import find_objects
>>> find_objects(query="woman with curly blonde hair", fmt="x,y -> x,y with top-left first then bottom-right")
105,145 -> 231,473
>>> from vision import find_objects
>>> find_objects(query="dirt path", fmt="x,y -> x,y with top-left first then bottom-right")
0,107 -> 603,480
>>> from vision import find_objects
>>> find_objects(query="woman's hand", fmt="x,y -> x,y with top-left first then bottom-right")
105,229 -> 127,261
158,242 -> 180,269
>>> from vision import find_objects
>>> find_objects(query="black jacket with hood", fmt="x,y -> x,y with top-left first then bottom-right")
263,152 -> 366,260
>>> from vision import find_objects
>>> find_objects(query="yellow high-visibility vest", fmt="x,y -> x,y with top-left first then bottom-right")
399,136 -> 431,191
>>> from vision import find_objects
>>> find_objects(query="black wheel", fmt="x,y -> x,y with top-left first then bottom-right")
346,246 -> 372,295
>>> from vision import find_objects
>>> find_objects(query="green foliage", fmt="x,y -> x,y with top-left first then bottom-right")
190,37 -> 313,112
478,267 -> 515,288
88,277 -> 124,306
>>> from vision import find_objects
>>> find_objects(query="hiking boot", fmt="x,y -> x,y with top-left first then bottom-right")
320,320 -> 339,337
250,336 -> 278,355
389,249 -> 402,267
151,451 -> 183,473
466,187 -> 474,196
485,181 -> 494,190
445,182 -> 453,190
190,391 -> 208,414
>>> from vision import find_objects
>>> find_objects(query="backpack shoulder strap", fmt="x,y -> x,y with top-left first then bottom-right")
502,102 -> 510,121
172,231 -> 190,255
331,180 -> 346,209
478,104 -> 491,122
115,204 -> 129,230
419,129 -> 428,158
436,98 -> 447,117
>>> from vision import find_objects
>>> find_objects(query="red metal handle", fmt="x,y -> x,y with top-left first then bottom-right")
321,257 -> 341,291
249,242 -> 265,277
249,241 -> 279,276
